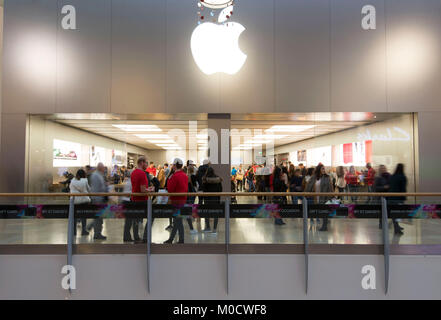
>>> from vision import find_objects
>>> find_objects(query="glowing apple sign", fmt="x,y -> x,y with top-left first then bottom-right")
191,22 -> 247,75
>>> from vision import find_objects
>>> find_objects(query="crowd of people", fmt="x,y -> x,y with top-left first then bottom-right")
68,158 -> 225,244
66,158 -> 408,243
230,161 -> 408,234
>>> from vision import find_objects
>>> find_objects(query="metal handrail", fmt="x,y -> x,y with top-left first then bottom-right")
0,192 -> 440,197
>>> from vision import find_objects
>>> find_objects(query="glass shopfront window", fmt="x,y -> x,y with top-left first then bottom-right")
5,112 -> 428,247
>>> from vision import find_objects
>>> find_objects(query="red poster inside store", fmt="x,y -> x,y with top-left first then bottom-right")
365,140 -> 373,163
343,143 -> 353,164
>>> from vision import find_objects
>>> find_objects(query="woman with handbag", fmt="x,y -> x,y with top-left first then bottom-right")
236,166 -> 244,192
70,169 -> 91,236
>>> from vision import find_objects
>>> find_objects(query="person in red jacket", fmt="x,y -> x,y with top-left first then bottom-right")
365,163 -> 376,203
146,162 -> 157,177
164,158 -> 188,244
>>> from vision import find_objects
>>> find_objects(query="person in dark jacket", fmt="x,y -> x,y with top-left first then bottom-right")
196,160 -> 210,205
272,166 -> 287,225
388,163 -> 407,235
389,163 -> 407,203
305,164 -> 334,231
374,165 -> 403,235
202,167 -> 222,235
289,169 -> 303,204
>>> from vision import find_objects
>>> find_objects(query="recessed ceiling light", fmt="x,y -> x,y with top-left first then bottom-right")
148,139 -> 176,144
135,134 -> 171,139
113,125 -> 162,132
162,146 -> 182,150
156,144 -> 179,147
265,125 -> 315,133
253,134 -> 288,140
244,140 -> 272,144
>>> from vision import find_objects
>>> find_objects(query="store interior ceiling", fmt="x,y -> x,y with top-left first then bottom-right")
46,113 -> 405,151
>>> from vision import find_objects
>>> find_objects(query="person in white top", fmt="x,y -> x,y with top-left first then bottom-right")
70,169 -> 91,236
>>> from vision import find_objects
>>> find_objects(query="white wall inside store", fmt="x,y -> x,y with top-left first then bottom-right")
27,117 -> 165,192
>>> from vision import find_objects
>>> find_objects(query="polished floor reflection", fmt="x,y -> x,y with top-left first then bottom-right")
0,218 -> 440,245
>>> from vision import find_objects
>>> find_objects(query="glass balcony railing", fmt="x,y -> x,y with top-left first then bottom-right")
0,192 -> 440,247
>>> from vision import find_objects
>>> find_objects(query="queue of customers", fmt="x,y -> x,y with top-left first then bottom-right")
69,159 -> 408,242
230,162 -> 407,234
69,158 -> 224,243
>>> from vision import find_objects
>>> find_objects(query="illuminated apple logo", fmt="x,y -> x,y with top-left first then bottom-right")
191,21 -> 247,75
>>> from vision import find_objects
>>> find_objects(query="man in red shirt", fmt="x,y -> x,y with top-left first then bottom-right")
146,162 -> 157,177
130,157 -> 155,243
164,158 -> 188,244
131,157 -> 150,202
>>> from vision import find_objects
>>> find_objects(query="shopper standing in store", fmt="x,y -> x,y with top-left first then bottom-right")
129,157 -> 153,243
290,169 -> 304,205
246,166 -> 255,192
365,163 -> 376,203
163,163 -> 170,177
302,167 -> 315,191
164,158 -> 189,244
186,164 -> 198,234
345,165 -> 360,203
236,165 -> 244,192
70,169 -> 91,237
157,165 -> 166,189
388,163 -> 407,235
271,166 -> 287,225
298,163 -> 307,177
335,166 -> 347,201
196,159 -> 210,204
305,164 -> 334,232
164,164 -> 177,231
281,167 -> 290,204
87,162 -> 108,240
374,165 -> 402,235
201,167 -> 223,234
146,162 -> 157,177
121,170 -> 141,242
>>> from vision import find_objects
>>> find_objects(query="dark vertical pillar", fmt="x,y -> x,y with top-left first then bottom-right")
207,114 -> 231,193
0,114 -> 28,194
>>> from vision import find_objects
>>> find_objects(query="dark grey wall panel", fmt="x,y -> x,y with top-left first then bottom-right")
417,111 -> 441,192
56,0 -> 111,113
2,0 -> 57,114
275,0 -> 331,112
386,0 -> 441,112
219,0 -> 275,113
165,0 -> 220,113
0,114 -> 27,193
331,0 -> 386,112
111,0 -> 166,113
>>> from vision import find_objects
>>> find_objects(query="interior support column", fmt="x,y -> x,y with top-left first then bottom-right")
207,114 -> 231,193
